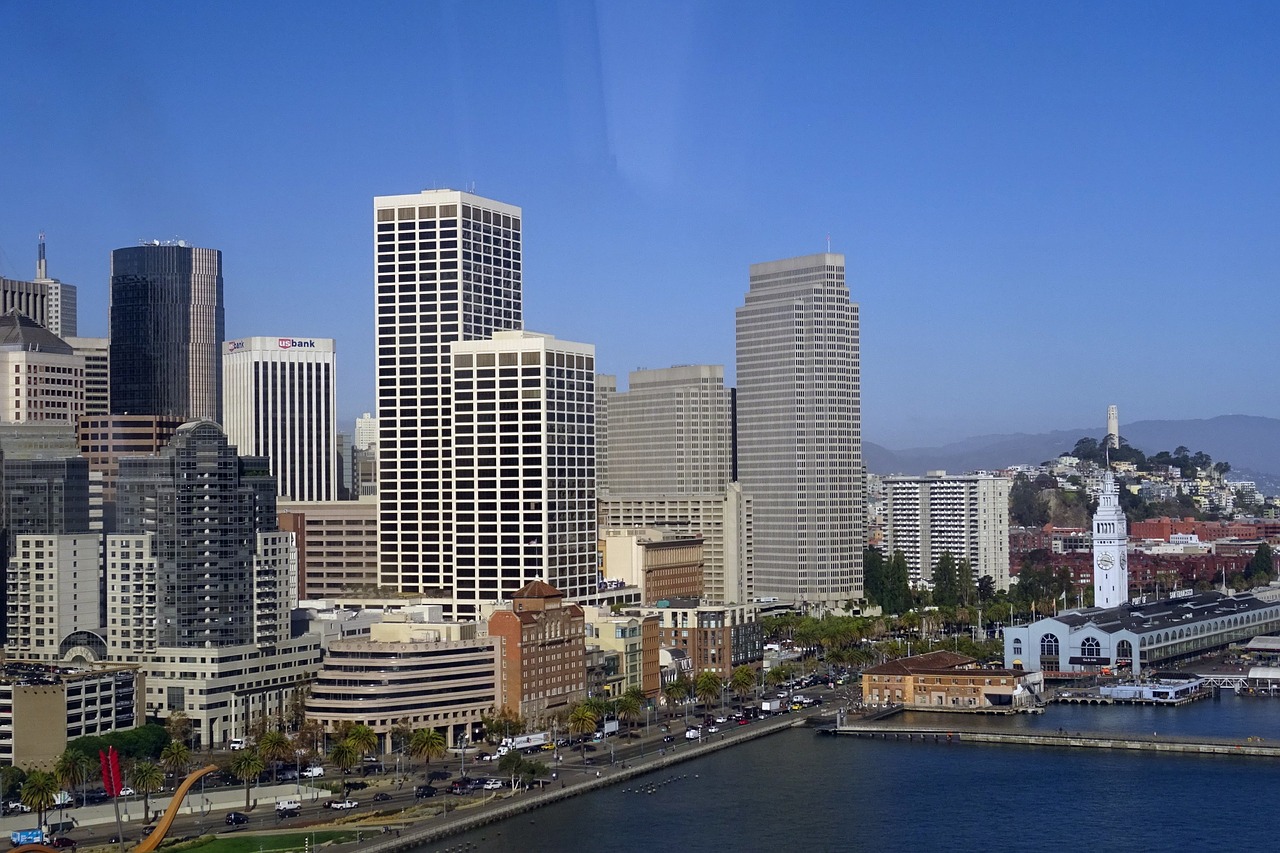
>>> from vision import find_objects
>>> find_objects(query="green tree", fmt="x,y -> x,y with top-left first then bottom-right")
1009,475 -> 1050,527
862,546 -> 885,606
694,671 -> 724,712
567,703 -> 598,765
164,711 -> 192,749
345,724 -> 380,761
159,741 -> 191,786
21,769 -> 58,829
729,665 -> 757,703
614,693 -> 642,735
407,728 -> 447,773
53,748 -> 92,808
1247,543 -> 1274,586
931,552 -> 960,607
663,678 -> 690,720
257,730 -> 292,783
956,559 -> 975,606
129,760 -> 165,822
880,551 -> 912,615
977,575 -> 996,603
228,749 -> 265,811
328,740 -> 359,776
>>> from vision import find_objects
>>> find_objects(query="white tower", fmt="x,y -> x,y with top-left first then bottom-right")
1092,472 -> 1129,608
1106,405 -> 1119,449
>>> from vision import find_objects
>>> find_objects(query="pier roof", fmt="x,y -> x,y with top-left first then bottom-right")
1055,590 -> 1274,637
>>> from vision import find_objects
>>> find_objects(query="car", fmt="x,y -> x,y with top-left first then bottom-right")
715,716 -> 727,724
414,785 -> 437,799
706,725 -> 720,733
345,780 -> 368,791
85,791 -> 110,805
142,825 -> 157,836
737,718 -> 749,726
275,799 -> 302,813
117,787 -> 136,797
662,735 -> 675,743
685,728 -> 701,740
478,752 -> 495,761
372,792 -> 392,802
225,812 -> 249,826
582,744 -> 597,752
107,835 -> 129,845
7,801 -> 31,813
48,838 -> 78,849
228,738 -> 246,750
300,766 -> 325,778
483,779 -> 503,790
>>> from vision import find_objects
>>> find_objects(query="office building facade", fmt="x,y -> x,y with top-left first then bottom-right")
109,243 -> 224,421
0,310 -> 86,425
223,336 -> 338,501
374,190 -> 523,598
736,252 -> 862,606
66,337 -> 110,417
451,331 -> 596,611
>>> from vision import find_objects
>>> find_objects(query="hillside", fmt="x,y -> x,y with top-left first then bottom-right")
867,414 -> 1280,490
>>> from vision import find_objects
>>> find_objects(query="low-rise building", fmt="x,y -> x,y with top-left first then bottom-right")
638,599 -> 762,680
862,651 -> 1042,711
583,606 -> 661,699
600,528 -> 705,604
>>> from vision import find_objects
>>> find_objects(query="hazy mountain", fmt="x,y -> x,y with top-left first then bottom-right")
867,415 -> 1280,486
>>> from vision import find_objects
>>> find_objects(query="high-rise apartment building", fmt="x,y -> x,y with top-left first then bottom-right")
0,310 -> 86,425
883,472 -> 1012,590
354,412 -> 377,450
599,365 -> 752,604
736,253 -> 862,606
5,533 -> 101,660
374,190 -> 522,597
451,331 -> 596,611
223,336 -> 338,501
109,242 -> 224,421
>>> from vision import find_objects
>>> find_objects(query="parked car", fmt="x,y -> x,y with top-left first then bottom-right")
116,787 -> 135,797
662,735 -> 675,743
228,738 -> 246,750
483,779 -> 503,790
225,812 -> 249,826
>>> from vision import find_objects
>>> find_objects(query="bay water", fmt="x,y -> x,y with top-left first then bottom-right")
429,695 -> 1280,852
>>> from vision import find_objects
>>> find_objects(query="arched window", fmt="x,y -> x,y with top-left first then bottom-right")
1081,637 -> 1101,656
1116,640 -> 1133,659
1012,639 -> 1023,655
1040,634 -> 1060,657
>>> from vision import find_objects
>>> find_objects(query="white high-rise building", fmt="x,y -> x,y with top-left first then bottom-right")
450,331 -> 595,612
34,236 -> 77,339
5,533 -> 101,661
65,336 -> 110,417
374,190 -> 523,596
222,336 -> 338,501
354,412 -> 378,450
1093,472 -> 1129,608
884,472 -> 1012,590
736,253 -> 862,606
599,365 -> 752,603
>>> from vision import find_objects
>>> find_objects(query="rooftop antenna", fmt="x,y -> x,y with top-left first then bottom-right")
826,232 -> 831,253
36,232 -> 46,279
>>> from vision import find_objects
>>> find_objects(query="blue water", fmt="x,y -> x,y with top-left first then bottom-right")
429,697 -> 1280,853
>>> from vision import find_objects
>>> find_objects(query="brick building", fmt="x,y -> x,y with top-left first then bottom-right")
487,581 -> 586,726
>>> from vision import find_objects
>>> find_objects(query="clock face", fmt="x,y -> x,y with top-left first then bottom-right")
1098,552 -> 1115,569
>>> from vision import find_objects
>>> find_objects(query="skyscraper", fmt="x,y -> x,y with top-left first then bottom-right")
451,331 -> 596,611
374,190 -> 522,597
0,235 -> 78,338
222,336 -> 338,501
884,472 -> 1011,590
109,242 -> 224,422
736,252 -> 862,606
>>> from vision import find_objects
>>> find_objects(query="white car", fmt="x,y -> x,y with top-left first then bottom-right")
685,728 -> 701,740
117,787 -> 135,797
483,779 -> 503,790
6,801 -> 30,813
300,766 -> 325,778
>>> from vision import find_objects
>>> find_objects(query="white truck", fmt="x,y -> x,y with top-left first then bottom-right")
275,799 -> 302,813
497,732 -> 551,755
761,699 -> 783,714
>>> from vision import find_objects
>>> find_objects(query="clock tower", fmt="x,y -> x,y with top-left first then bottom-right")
1093,472 -> 1129,608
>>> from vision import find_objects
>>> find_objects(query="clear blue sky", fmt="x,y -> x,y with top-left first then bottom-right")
3,1 -> 1278,447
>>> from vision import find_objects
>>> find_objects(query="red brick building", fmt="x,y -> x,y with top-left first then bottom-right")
487,581 -> 586,727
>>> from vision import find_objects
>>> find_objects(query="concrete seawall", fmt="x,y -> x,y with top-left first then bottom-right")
345,714 -> 809,853
832,725 -> 1280,758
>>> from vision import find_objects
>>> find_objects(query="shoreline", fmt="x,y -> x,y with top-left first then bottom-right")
335,713 -> 814,853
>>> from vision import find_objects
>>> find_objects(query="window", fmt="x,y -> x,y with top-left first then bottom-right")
1081,637 -> 1101,657
1039,634 -> 1059,657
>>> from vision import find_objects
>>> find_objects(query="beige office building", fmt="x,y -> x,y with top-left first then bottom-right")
278,498 -> 379,599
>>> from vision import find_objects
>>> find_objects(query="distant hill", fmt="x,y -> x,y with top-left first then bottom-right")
867,415 -> 1280,489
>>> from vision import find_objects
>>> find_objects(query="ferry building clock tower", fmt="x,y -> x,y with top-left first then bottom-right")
1093,472 -> 1129,608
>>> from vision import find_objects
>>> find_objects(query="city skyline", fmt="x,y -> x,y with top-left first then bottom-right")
4,4 -> 1280,446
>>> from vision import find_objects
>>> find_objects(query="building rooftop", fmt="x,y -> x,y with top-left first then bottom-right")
0,310 -> 72,354
1053,589 -> 1275,637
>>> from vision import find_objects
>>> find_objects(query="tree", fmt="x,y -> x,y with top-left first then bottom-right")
976,575 -> 996,603
931,552 -> 960,607
663,678 -> 690,720
614,693 -> 642,735
257,730 -> 292,783
159,741 -> 191,786
129,760 -> 165,822
1247,543 -> 1275,586
862,546 -> 885,606
729,665 -> 757,703
694,671 -> 724,712
53,749 -> 92,809
21,769 -> 58,830
1009,476 -> 1050,527
880,551 -> 912,615
956,559 -> 975,606
228,749 -> 265,811
164,712 -> 192,750
328,740 -> 359,777
567,703 -> 598,765
345,724 -> 380,761
407,728 -> 447,773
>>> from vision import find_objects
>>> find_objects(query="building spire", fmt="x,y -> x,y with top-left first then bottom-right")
36,232 -> 47,280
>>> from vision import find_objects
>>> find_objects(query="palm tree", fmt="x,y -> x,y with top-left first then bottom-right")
21,770 -> 58,830
328,739 -> 359,777
53,749 -> 92,808
346,724 -> 380,763
663,678 -> 689,720
159,741 -> 191,787
130,760 -> 165,822
730,665 -> 758,707
407,728 -> 447,774
614,693 -> 642,737
229,749 -> 266,812
567,703 -> 598,765
257,730 -> 292,783
694,671 -> 724,714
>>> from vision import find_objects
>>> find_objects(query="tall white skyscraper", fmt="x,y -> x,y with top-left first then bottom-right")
374,190 -> 523,595
450,331 -> 595,612
354,412 -> 378,450
222,336 -> 338,501
884,472 -> 1011,590
736,252 -> 862,606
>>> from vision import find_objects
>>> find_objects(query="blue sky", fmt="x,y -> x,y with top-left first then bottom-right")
2,2 -> 1278,447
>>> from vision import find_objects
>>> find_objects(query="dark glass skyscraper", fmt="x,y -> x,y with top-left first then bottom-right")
110,243 -> 224,422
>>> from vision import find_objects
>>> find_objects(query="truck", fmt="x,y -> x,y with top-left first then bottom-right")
10,829 -> 46,846
275,799 -> 302,813
761,699 -> 783,714
499,732 -> 550,752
